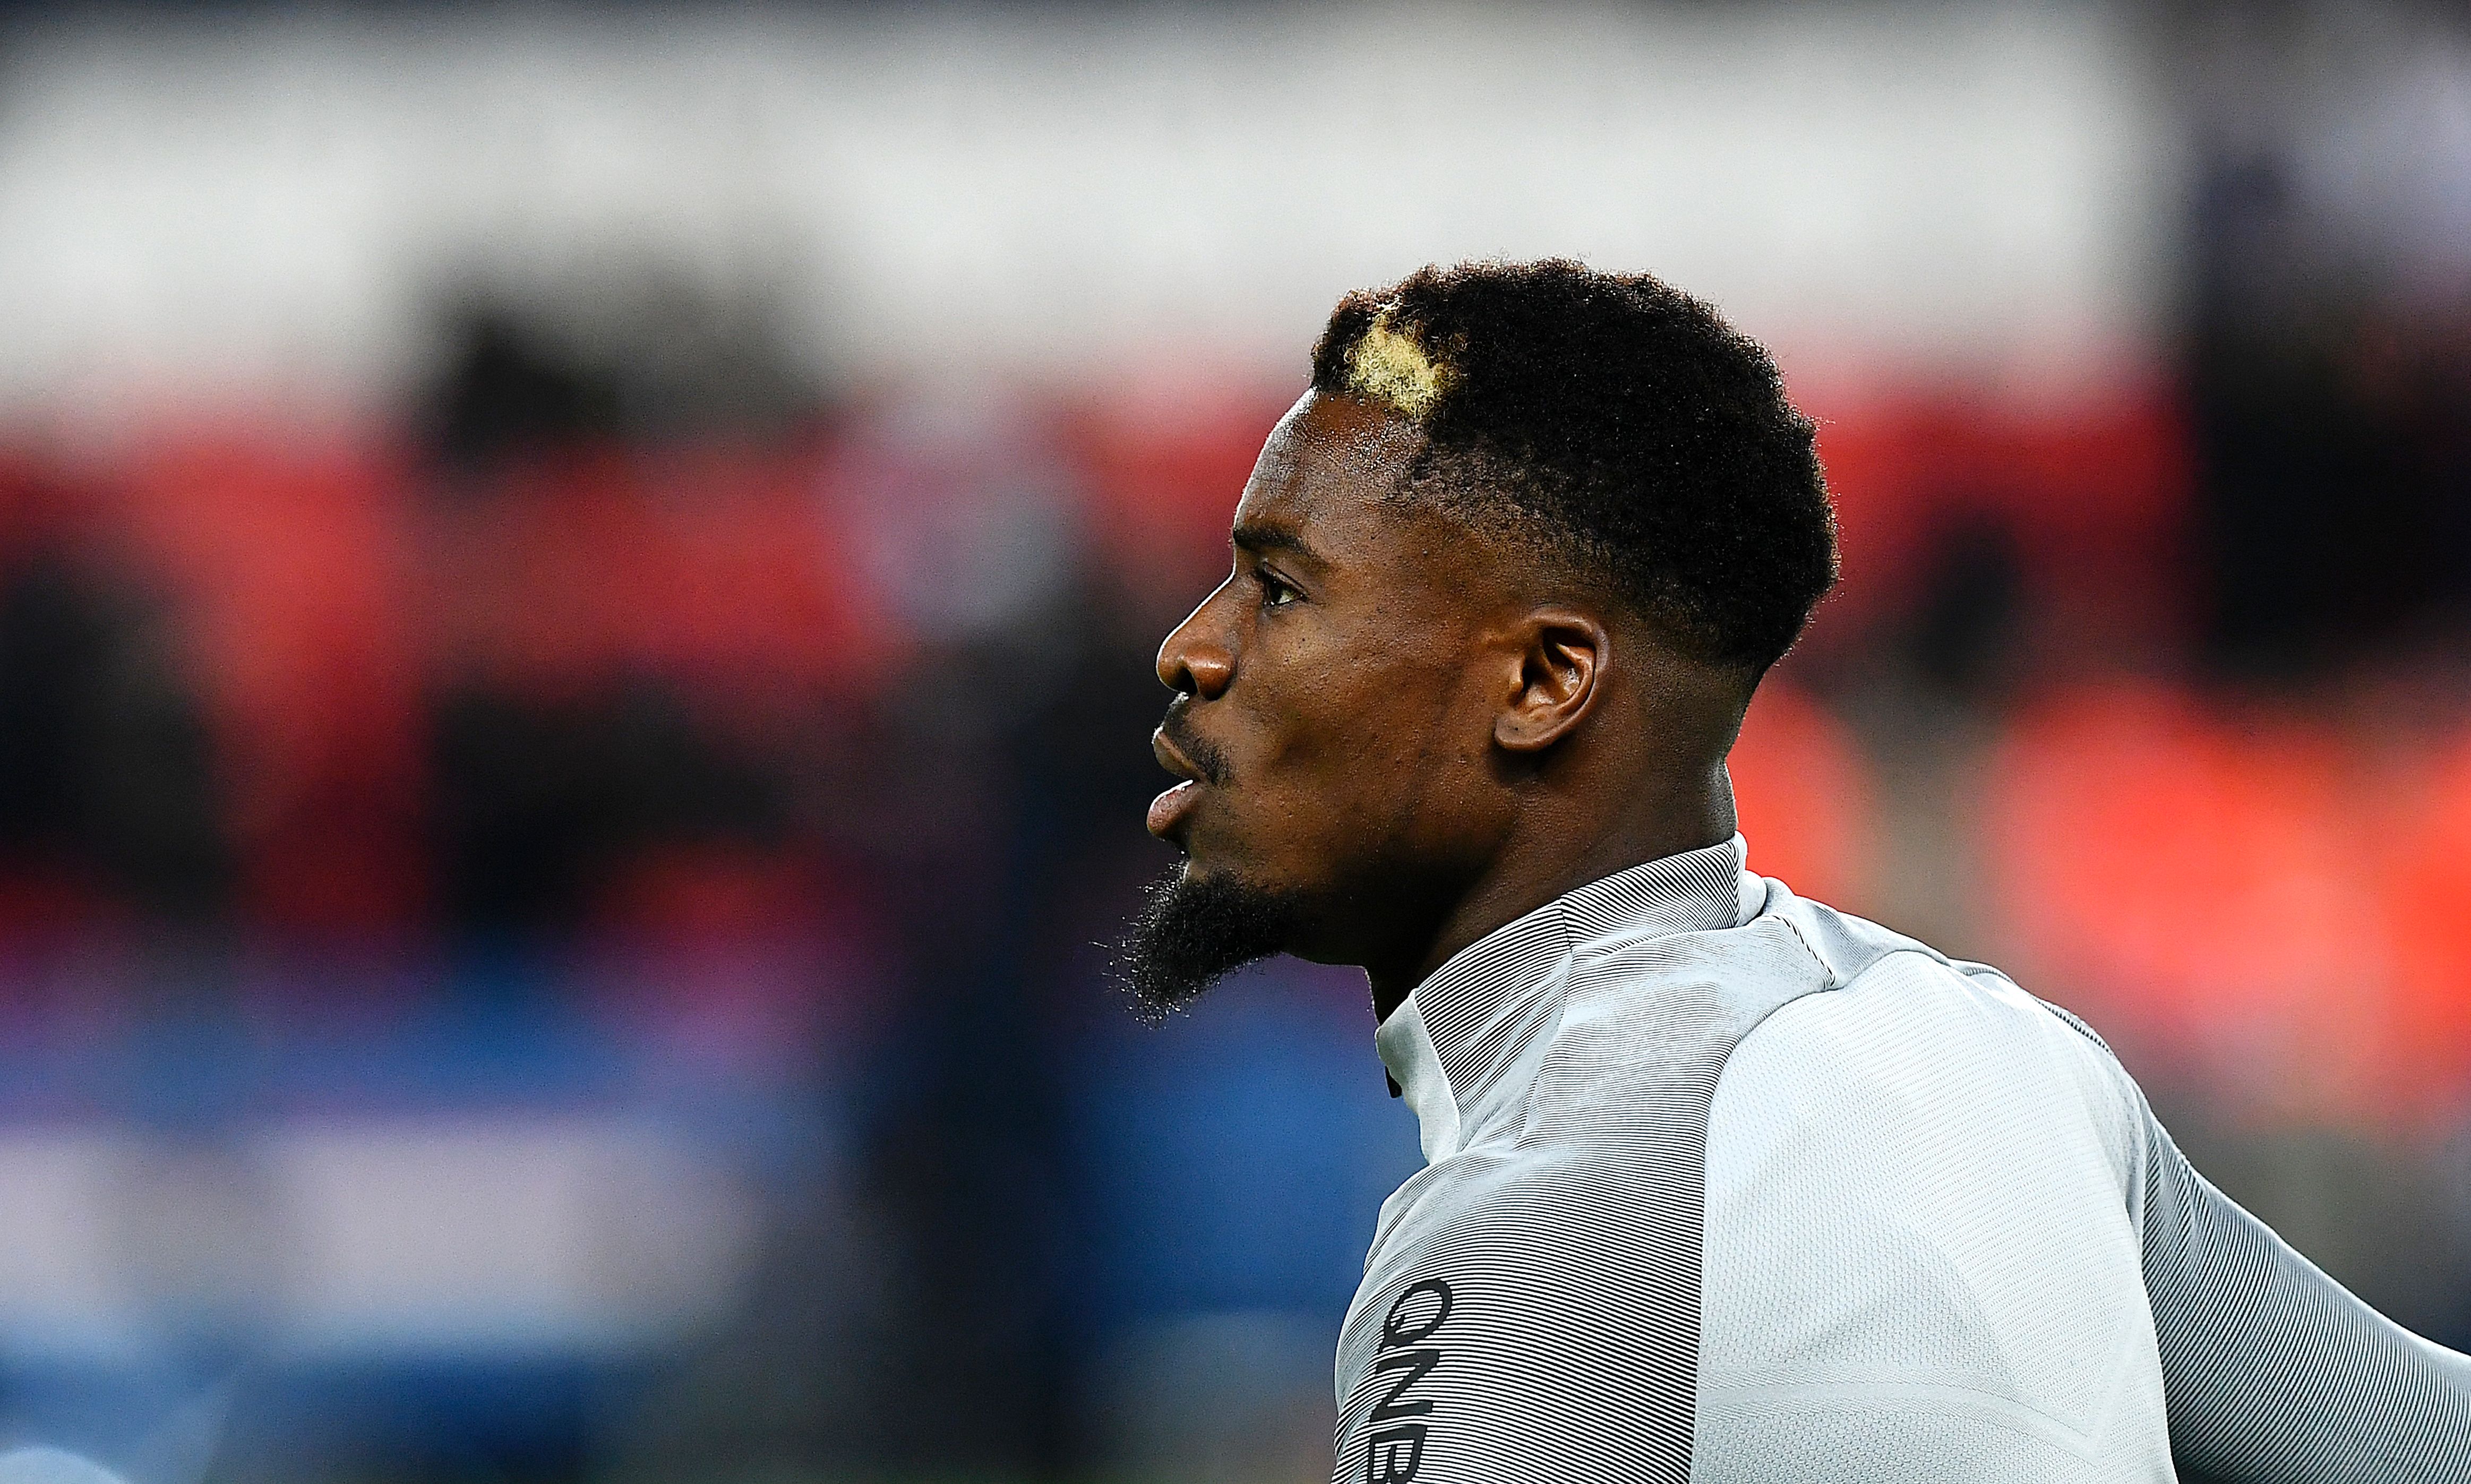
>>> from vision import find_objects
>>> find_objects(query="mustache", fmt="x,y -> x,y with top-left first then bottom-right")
1158,700 -> 1230,786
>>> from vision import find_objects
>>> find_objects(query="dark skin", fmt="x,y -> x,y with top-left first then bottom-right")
1148,388 -> 1751,1020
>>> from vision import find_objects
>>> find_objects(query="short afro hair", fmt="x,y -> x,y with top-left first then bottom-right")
1310,259 -> 1837,675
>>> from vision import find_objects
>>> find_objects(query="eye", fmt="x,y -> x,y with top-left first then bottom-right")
1258,569 -> 1301,609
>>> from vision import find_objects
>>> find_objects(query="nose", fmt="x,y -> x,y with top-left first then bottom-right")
1156,590 -> 1234,700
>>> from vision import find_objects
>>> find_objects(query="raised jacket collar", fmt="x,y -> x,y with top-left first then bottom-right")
1375,835 -> 1758,1163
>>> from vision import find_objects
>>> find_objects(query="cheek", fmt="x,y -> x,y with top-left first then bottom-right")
1240,644 -> 1479,828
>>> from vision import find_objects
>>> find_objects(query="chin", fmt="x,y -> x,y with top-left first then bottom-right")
1171,857 -> 1266,911
1177,844 -> 1291,901
1116,857 -> 1311,1019
1166,830 -> 1241,885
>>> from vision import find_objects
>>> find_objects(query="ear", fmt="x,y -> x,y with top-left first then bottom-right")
1492,608 -> 1609,753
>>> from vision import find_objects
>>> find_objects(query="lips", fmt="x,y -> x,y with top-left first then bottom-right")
1148,728 -> 1209,842
1152,727 -> 1205,786
1148,779 -> 1202,839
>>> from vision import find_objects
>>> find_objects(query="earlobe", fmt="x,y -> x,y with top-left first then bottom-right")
1492,611 -> 1607,753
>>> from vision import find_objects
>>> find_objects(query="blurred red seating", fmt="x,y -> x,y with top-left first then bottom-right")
2380,728 -> 2471,1123
106,425 -> 429,933
428,443 -> 903,709
1978,682 -> 2390,1123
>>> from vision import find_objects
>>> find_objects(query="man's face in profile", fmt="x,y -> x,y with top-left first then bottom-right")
1121,391 -> 1513,1014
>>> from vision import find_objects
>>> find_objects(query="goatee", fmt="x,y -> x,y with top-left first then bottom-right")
1114,865 -> 1302,1022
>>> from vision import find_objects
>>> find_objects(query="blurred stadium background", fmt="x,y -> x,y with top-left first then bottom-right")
0,2 -> 2461,1480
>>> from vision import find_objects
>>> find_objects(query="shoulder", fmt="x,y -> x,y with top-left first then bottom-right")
1717,895 -> 2146,1187
1711,946 -> 2140,1216
1699,912 -> 2160,1380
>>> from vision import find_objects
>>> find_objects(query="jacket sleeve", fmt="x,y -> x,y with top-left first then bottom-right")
2134,1100 -> 2471,1481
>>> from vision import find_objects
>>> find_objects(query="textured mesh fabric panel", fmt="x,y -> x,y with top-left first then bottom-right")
1693,1397 -> 2116,1484
1697,953 -> 2173,1481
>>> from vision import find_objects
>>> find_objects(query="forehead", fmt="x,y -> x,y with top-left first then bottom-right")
1231,390 -> 1428,551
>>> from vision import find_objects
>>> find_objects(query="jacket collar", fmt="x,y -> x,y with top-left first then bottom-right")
1375,835 -> 1756,1163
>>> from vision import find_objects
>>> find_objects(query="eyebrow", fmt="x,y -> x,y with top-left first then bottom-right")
1231,521 -> 1324,565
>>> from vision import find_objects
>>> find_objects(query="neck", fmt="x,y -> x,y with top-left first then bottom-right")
1363,760 -> 1736,1021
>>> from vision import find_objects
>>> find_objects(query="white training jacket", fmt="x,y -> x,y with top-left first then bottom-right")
1339,835 -> 2471,1483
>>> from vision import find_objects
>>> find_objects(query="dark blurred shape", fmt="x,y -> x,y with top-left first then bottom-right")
1901,513 -> 2029,700
431,684 -> 785,940
2186,138 -> 2471,679
1800,388 -> 2191,673
0,549 -> 228,928
424,310 -> 628,477
422,279 -> 824,478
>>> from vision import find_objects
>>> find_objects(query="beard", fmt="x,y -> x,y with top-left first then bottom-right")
1114,864 -> 1305,1022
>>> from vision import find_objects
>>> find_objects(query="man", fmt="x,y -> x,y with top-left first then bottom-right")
1120,260 -> 2471,1482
